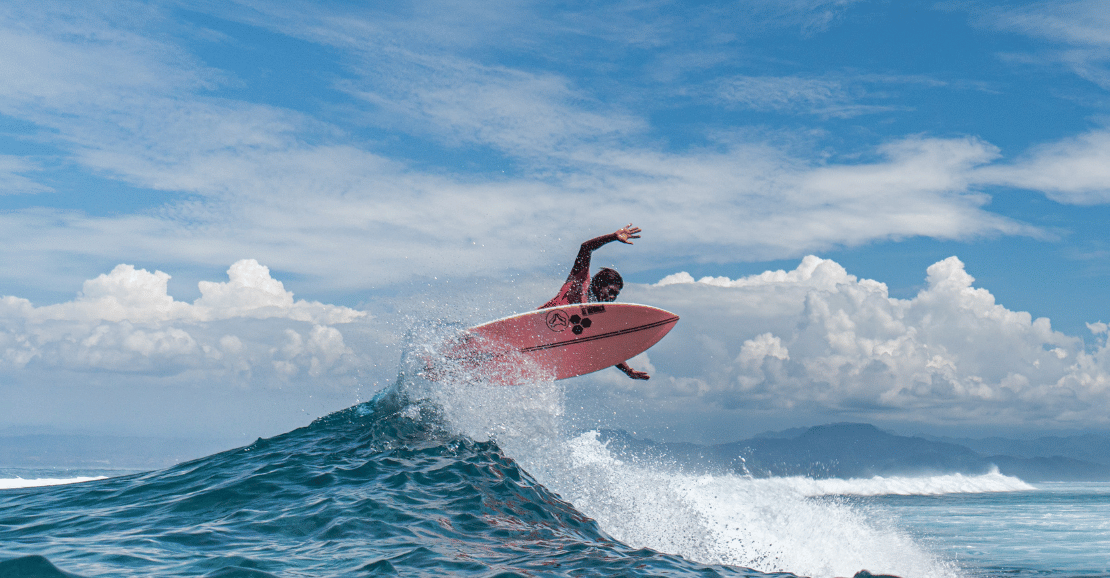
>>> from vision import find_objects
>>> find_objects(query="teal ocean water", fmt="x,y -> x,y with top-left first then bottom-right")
868,483 -> 1110,577
3,341 -> 1108,578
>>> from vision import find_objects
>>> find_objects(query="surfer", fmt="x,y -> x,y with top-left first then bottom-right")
540,224 -> 650,380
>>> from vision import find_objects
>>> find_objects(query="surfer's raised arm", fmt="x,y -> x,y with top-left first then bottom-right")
539,223 -> 651,380
541,224 -> 641,309
567,224 -> 641,280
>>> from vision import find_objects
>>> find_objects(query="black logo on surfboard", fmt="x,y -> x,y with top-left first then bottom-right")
546,310 -> 592,334
546,310 -> 570,332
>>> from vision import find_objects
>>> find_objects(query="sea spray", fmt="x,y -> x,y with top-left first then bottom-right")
409,354 -> 967,578
536,430 -> 962,578
395,317 -> 568,445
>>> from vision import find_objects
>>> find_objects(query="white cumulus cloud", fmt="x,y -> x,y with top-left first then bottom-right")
633,255 -> 1110,428
4,251 -> 1110,437
0,259 -> 367,378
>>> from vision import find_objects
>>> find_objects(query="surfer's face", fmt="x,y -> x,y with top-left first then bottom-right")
596,283 -> 621,302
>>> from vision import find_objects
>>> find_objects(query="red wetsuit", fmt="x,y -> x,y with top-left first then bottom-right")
539,267 -> 590,308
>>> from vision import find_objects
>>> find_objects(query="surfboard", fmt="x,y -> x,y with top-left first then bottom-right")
424,303 -> 679,386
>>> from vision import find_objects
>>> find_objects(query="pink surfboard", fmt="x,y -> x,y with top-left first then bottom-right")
426,303 -> 679,386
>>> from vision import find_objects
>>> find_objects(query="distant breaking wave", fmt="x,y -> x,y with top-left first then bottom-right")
0,476 -> 106,490
738,469 -> 1035,497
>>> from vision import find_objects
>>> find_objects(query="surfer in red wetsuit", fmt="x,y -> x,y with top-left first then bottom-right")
541,224 -> 650,380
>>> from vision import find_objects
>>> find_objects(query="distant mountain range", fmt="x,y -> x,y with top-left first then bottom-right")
5,423 -> 1110,481
597,423 -> 1110,482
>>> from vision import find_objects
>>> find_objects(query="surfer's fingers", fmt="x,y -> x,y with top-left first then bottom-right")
616,226 -> 640,243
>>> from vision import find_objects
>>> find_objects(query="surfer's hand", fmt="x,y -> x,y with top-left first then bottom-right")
614,224 -> 641,244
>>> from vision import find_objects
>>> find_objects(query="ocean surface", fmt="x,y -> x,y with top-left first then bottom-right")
3,339 -> 1109,577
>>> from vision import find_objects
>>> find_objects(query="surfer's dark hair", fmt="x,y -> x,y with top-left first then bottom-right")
591,267 -> 623,290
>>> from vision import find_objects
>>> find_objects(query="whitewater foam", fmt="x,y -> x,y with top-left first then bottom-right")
762,469 -> 1035,497
395,320 -> 1052,578
412,364 -> 968,578
553,431 -> 965,578
398,319 -> 567,444
0,476 -> 106,490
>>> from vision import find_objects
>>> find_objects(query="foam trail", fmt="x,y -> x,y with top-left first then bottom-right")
417,364 -> 964,578
0,477 -> 106,490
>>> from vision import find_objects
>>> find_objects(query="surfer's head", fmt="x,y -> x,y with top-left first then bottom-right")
590,267 -> 623,302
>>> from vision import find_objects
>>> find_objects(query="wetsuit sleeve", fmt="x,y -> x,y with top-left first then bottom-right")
539,233 -> 619,309
566,233 -> 619,282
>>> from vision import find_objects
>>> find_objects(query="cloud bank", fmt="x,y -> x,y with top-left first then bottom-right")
621,255 -> 1110,429
0,259 -> 366,378
5,256 -> 1110,435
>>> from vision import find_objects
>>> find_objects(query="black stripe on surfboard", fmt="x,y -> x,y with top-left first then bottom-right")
519,316 -> 678,354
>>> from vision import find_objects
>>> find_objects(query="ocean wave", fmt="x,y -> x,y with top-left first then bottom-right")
0,385 -> 769,577
0,331 -> 970,578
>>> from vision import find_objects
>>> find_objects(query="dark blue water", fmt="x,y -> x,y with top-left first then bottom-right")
0,386 -> 792,578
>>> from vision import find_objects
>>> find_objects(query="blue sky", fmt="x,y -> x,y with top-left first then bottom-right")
2,0 -> 1109,445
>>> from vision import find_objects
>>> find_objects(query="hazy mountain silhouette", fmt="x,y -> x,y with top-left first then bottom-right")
598,423 -> 1110,481
923,433 -> 1110,466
